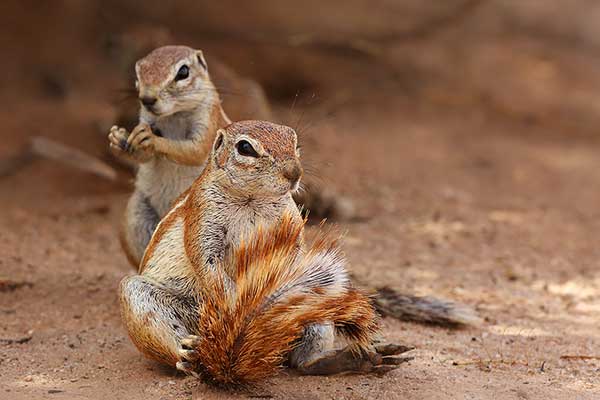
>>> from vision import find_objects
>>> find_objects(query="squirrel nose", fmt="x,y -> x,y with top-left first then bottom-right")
140,96 -> 157,107
282,161 -> 303,184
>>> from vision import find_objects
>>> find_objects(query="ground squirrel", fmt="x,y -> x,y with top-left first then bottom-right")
119,121 -> 408,384
108,45 -> 230,265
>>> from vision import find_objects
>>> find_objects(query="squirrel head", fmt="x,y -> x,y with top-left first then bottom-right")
134,45 -> 212,118
210,121 -> 303,199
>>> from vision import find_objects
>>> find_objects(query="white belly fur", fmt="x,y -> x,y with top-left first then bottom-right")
136,159 -> 204,217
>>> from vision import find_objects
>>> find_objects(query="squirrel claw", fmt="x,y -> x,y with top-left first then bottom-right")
298,343 -> 413,376
180,335 -> 202,349
176,361 -> 200,379
127,123 -> 155,149
382,355 -> 413,365
120,138 -> 130,152
108,126 -> 130,152
374,343 -> 414,356
178,348 -> 200,362
177,335 -> 202,372
108,125 -> 154,162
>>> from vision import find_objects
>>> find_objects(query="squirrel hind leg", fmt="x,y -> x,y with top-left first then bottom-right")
119,275 -> 199,367
291,309 -> 412,377
122,191 -> 161,267
288,323 -> 335,369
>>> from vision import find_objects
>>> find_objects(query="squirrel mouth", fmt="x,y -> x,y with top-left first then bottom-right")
144,106 -> 159,116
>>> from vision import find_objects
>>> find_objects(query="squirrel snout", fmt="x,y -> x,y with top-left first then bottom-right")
139,96 -> 157,107
282,161 -> 303,184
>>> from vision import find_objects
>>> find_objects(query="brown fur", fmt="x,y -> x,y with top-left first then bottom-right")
139,204 -> 184,273
152,102 -> 225,166
182,199 -> 207,274
137,46 -> 195,85
119,281 -> 180,365
180,164 -> 217,275
121,120 -> 381,385
119,222 -> 140,268
194,214 -> 378,385
226,120 -> 297,161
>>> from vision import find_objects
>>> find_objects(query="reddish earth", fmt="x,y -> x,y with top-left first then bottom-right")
2,93 -> 600,399
2,1 -> 600,399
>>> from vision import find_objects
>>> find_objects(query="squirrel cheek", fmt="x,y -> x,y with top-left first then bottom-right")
215,148 -> 229,168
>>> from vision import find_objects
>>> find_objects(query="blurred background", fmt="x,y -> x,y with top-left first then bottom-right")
3,0 -> 600,203
2,1 -> 600,398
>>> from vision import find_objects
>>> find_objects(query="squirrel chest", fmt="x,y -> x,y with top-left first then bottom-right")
136,114 -> 206,217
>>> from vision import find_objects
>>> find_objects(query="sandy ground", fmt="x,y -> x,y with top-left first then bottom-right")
2,1 -> 600,397
1,88 -> 600,399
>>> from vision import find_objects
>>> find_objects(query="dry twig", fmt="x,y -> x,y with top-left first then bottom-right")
0,136 -> 117,181
0,278 -> 33,292
560,355 -> 600,361
0,330 -> 34,345
30,136 -> 117,181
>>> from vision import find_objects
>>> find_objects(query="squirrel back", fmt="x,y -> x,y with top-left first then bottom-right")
194,214 -> 378,385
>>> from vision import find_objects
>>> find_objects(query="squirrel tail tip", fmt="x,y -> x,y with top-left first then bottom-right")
375,287 -> 482,327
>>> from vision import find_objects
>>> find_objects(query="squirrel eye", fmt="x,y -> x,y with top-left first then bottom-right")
174,65 -> 189,81
236,140 -> 259,157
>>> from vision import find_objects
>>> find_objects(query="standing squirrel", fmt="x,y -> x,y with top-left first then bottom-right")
108,45 -> 230,265
119,121 -> 408,384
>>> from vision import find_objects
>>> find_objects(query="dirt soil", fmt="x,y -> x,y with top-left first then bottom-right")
2,1 -> 600,399
2,91 -> 600,399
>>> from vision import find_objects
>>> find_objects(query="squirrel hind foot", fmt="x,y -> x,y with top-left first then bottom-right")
297,344 -> 412,376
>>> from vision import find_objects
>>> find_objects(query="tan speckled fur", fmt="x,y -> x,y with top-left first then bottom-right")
109,46 -> 231,266
119,121 -> 398,384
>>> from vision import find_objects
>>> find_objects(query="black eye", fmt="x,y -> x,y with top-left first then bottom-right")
175,65 -> 189,81
236,140 -> 259,157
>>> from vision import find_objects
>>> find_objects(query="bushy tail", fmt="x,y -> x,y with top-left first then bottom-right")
374,287 -> 482,326
195,215 -> 378,385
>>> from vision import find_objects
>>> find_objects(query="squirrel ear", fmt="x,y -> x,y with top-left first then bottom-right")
196,50 -> 208,71
213,130 -> 226,167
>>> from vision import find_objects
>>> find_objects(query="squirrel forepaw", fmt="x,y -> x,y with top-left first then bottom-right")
127,123 -> 156,150
176,335 -> 203,378
178,348 -> 200,362
180,335 -> 202,349
108,126 -> 130,151
108,124 -> 154,162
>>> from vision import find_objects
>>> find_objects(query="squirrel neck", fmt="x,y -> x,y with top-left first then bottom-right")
194,164 -> 293,219
184,164 -> 298,272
